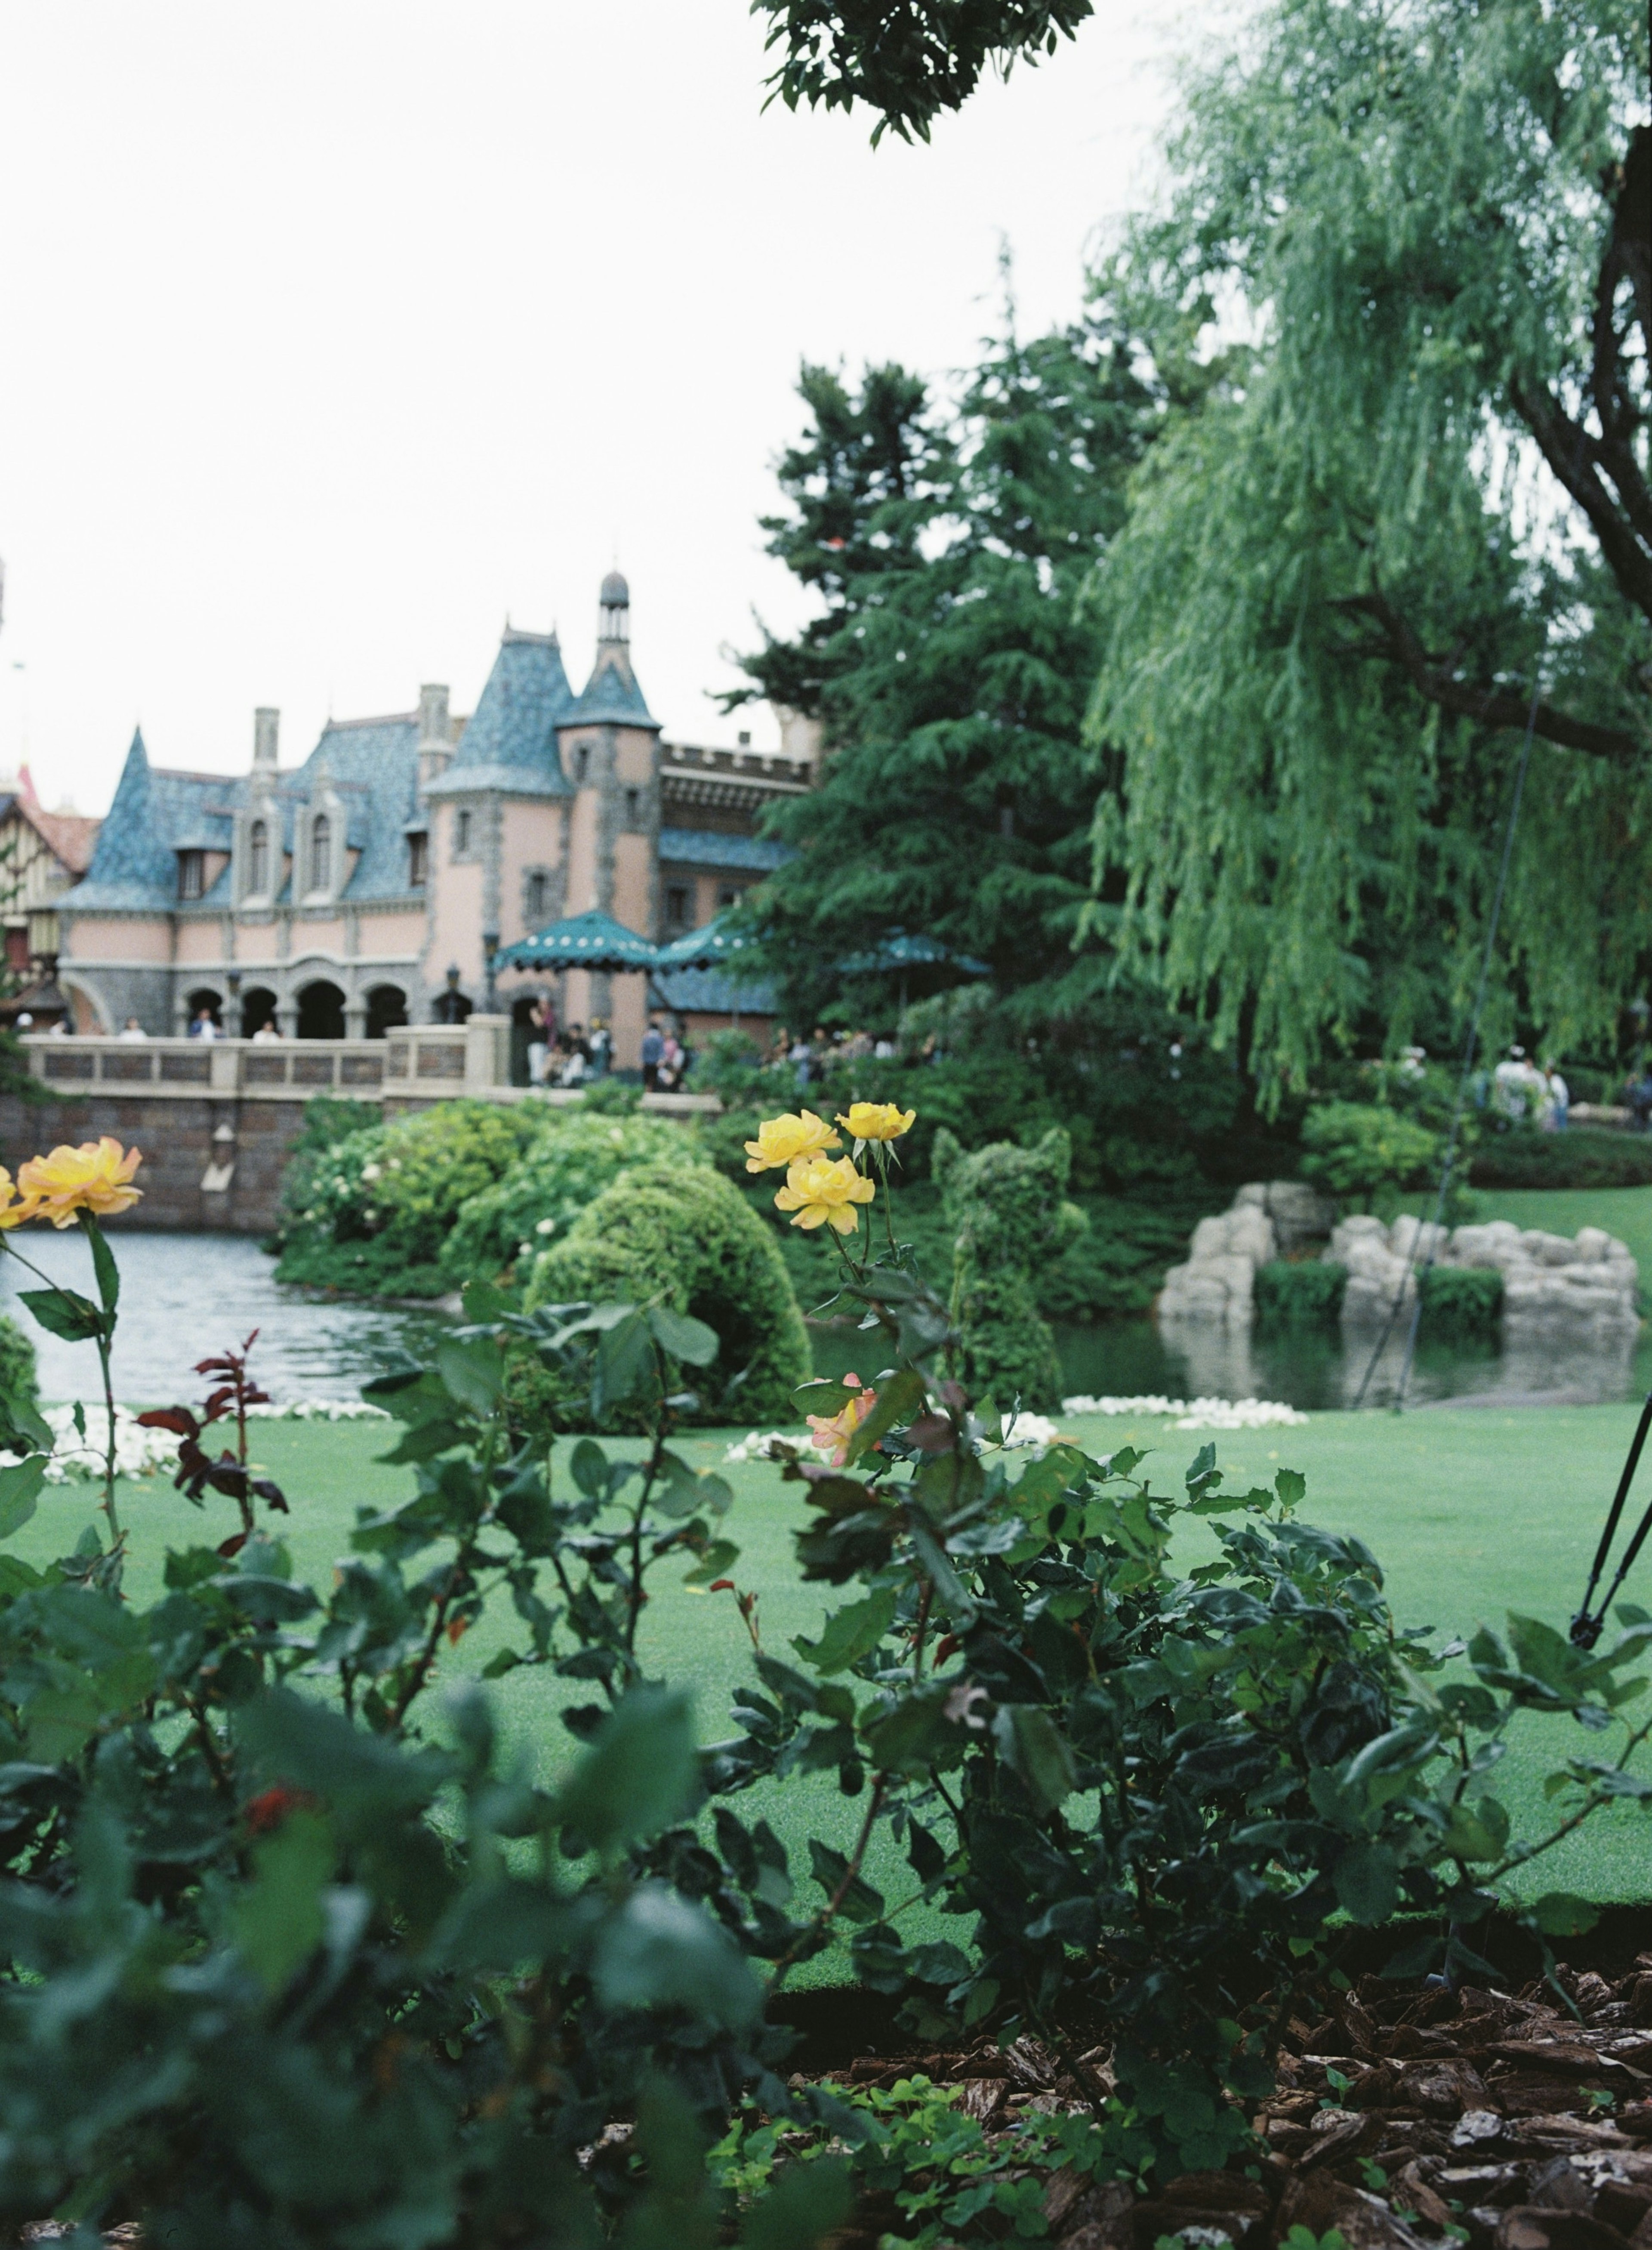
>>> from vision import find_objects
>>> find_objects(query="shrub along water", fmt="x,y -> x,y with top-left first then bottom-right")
5,1126 -> 1651,2238
1254,1259 -> 1347,1329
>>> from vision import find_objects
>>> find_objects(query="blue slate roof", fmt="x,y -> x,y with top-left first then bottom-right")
654,964 -> 777,1015
62,715 -> 425,914
658,827 -> 791,873
569,645 -> 659,731
425,628 -> 576,798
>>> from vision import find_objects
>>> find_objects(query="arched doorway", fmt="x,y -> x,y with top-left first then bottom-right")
240,986 -> 278,1039
296,980 -> 346,1040
185,986 -> 223,1032
364,984 -> 407,1040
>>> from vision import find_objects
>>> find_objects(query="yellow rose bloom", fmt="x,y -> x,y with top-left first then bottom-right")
0,1169 -> 38,1230
773,1153 -> 876,1234
836,1102 -> 916,1146
743,1109 -> 841,1173
17,1138 -> 143,1228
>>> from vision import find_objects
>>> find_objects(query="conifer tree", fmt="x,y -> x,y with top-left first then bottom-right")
732,309 -> 1159,1019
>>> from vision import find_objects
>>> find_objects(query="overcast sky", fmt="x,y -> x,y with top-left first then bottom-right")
0,1 -> 1187,813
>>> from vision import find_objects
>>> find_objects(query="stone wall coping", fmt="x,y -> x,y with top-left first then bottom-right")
17,1030 -> 720,1117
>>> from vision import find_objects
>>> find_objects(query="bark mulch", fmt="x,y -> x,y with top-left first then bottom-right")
806,1956 -> 1652,2250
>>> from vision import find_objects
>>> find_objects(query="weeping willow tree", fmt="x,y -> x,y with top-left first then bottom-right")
1090,0 -> 1651,1103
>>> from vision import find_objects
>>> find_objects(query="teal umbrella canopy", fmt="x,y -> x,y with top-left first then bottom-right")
653,911 -> 759,971
496,909 -> 660,973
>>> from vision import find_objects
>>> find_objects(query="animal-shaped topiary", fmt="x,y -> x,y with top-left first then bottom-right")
932,1125 -> 1085,1413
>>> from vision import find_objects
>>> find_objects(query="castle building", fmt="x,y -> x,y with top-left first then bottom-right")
58,575 -> 811,1065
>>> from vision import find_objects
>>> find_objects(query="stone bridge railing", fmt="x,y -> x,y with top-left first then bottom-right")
6,1020 -> 717,1232
18,1018 -> 717,1118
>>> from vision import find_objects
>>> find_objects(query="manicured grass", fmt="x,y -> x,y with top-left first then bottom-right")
1407,1181 -> 1652,1280
27,1401 -> 1652,1980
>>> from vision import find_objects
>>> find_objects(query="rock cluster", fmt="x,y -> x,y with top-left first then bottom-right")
1158,1183 -> 1336,1324
1156,1184 -> 1638,1336
1333,1216 -> 1638,1332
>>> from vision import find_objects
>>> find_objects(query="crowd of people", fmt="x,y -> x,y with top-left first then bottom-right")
768,1022 -> 940,1088
1489,1044 -> 1570,1130
520,1000 -> 691,1093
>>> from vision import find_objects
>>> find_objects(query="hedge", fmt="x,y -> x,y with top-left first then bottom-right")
1468,1126 -> 1652,1191
527,1162 -> 811,1424
1254,1260 -> 1347,1329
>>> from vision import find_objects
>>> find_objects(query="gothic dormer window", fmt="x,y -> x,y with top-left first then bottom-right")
408,832 -> 428,888
178,851 -> 204,902
248,819 -> 268,895
574,745 -> 589,784
312,815 -> 331,894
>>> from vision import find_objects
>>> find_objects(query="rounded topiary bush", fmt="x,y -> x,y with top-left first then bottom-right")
442,1109 -> 698,1285
525,1162 -> 811,1423
277,1098 -> 550,1294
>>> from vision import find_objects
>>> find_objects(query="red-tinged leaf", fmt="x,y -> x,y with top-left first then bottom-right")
446,1614 -> 472,1646
934,1633 -> 962,1663
253,1478 -> 289,1514
217,1531 -> 249,1559
708,1578 -> 736,1592
194,1355 -> 237,1376
906,1412 -> 956,1453
243,1782 -> 314,1836
243,1385 -> 272,1408
137,1407 -> 199,1437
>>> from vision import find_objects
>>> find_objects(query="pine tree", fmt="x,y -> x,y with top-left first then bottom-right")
735,309 -> 1159,1019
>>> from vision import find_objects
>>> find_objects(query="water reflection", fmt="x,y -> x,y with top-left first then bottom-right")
0,1231 -> 452,1405
1055,1315 -> 1652,1412
5,1229 -> 1643,1416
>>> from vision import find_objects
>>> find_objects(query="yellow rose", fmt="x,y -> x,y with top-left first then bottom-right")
836,1103 -> 916,1146
0,1169 -> 38,1231
17,1138 -> 143,1228
773,1153 -> 876,1234
743,1109 -> 841,1173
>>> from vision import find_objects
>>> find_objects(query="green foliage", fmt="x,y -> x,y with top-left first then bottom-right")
442,1108 -> 698,1284
730,320 -> 1159,1025
0,1275 -> 859,2243
933,1126 -> 1082,1410
714,2074 -> 1128,2246
1470,1127 -> 1652,1191
0,1311 -> 39,1411
1090,0 -> 1651,1097
4,1123 -> 1652,2227
528,1163 -> 812,1424
753,0 -> 1094,143
276,1098 -> 549,1292
1254,1260 -> 1347,1330
1300,1103 -> 1440,1213
1418,1263 -> 1504,1336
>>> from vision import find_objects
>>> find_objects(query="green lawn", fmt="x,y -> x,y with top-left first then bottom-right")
24,1400 -> 1652,1979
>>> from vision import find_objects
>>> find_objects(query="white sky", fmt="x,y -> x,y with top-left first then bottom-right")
0,0 -> 1185,813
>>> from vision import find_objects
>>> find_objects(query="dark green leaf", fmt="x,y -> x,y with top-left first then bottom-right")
556,1684 -> 697,1855
647,1305 -> 719,1367
0,1453 -> 46,1539
19,1286 -> 105,1343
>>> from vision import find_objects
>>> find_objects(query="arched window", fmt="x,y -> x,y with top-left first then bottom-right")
248,819 -> 268,895
311,814 -> 331,893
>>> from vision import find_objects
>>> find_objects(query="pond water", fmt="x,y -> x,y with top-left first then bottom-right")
0,1231 -> 452,1406
3,1231 -> 1646,1414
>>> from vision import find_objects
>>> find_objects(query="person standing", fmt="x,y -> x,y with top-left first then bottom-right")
589,1018 -> 613,1079
641,1018 -> 665,1091
1541,1061 -> 1570,1131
